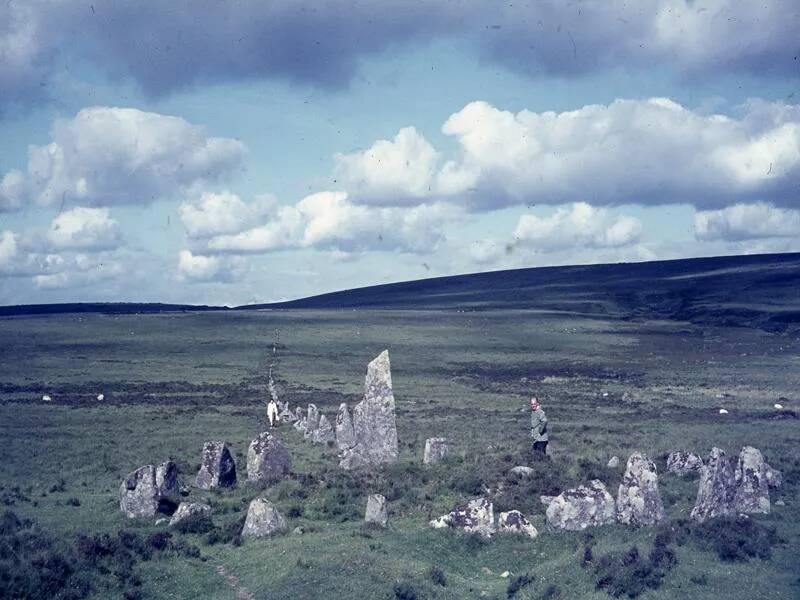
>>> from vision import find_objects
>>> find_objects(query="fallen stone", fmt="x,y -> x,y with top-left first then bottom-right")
607,456 -> 620,468
339,350 -> 399,469
241,498 -> 288,539
733,446 -> 771,514
775,499 -> 785,506
313,414 -> 335,444
196,441 -> 237,490
510,466 -> 534,477
497,510 -> 538,538
423,437 -> 450,464
616,452 -> 666,526
335,403 -> 356,451
120,461 -> 181,518
247,432 -> 292,484
545,480 -> 616,531
429,497 -> 495,537
293,417 -> 307,433
303,404 -> 320,440
666,451 -> 703,475
365,494 -> 388,526
169,502 -> 212,527
292,526 -> 304,535
690,447 -> 735,522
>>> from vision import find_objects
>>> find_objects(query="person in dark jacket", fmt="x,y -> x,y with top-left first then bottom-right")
530,397 -> 548,459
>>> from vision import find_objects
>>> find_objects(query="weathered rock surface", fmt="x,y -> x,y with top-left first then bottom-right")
423,437 -> 450,464
616,453 -> 666,526
510,466 -> 534,477
196,441 -> 237,490
733,446 -> 771,514
169,502 -> 212,527
429,497 -> 495,537
120,461 -> 181,518
241,498 -> 288,539
666,451 -> 703,475
313,414 -> 335,444
293,416 -> 307,433
539,495 -> 556,507
497,510 -> 538,538
607,456 -> 620,468
339,350 -> 399,469
545,480 -> 616,531
294,406 -> 304,422
365,494 -> 388,526
764,462 -> 782,488
335,403 -> 356,451
303,404 -> 320,440
247,432 -> 292,483
277,402 -> 294,422
691,447 -> 735,522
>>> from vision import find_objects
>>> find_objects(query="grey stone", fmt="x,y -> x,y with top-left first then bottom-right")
247,432 -> 292,484
666,451 -> 703,475
277,402 -> 294,422
509,466 -> 534,477
497,510 -> 538,538
690,447 -> 735,522
294,406 -> 304,422
241,498 -> 288,539
169,502 -> 212,527
539,495 -> 556,507
423,437 -> 450,464
616,452 -> 666,526
313,414 -> 335,444
365,494 -> 388,526
293,416 -> 307,433
545,480 -> 616,531
733,446 -> 771,514
430,497 -> 495,537
303,404 -> 320,440
196,441 -> 237,490
120,461 -> 181,519
339,350 -> 399,469
607,456 -> 620,468
764,462 -> 782,488
335,403 -> 356,451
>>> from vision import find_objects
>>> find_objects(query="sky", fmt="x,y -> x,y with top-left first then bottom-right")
1,1 -> 799,306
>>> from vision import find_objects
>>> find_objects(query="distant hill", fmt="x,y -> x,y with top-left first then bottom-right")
2,253 -> 799,331
247,252 -> 800,332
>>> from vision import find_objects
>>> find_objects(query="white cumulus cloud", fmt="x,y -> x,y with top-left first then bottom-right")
177,249 -> 245,283
46,207 -> 121,250
179,191 -> 275,239
694,203 -> 800,241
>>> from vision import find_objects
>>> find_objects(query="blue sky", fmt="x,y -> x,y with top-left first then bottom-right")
1,1 -> 799,306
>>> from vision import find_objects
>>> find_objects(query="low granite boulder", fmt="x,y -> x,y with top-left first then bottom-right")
545,480 -> 616,531
497,510 -> 538,538
247,432 -> 292,484
120,461 -> 181,518
241,498 -> 288,539
365,494 -> 388,526
423,437 -> 450,464
169,502 -> 212,527
666,451 -> 703,476
430,497 -> 495,537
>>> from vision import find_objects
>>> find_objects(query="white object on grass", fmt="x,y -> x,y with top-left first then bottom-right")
719,408 -> 728,414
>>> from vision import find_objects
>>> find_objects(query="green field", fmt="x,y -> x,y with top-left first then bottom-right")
1,309 -> 798,599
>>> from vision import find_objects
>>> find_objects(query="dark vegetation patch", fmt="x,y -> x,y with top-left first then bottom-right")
677,517 -> 782,562
428,565 -> 446,587
507,572 -> 535,598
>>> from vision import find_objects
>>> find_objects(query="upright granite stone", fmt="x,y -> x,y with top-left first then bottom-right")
335,403 -> 356,451
278,402 -> 294,422
294,406 -> 304,422
120,461 -> 181,518
666,451 -> 703,475
303,404 -> 320,440
241,498 -> 288,539
196,441 -> 237,490
313,414 -> 335,444
169,502 -> 212,527
365,494 -> 388,526
247,432 -> 292,483
617,453 -> 666,526
733,446 -> 771,514
545,480 -> 616,531
691,447 -> 735,522
339,350 -> 399,469
497,510 -> 538,538
429,497 -> 495,537
423,438 -> 450,464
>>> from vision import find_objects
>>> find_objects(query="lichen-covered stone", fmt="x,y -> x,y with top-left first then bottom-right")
691,447 -> 735,522
335,403 -> 355,451
429,497 -> 495,537
277,402 -> 295,422
339,350 -> 399,469
313,414 -> 335,444
616,453 -> 666,526
169,502 -> 212,527
607,456 -> 620,468
423,437 -> 450,464
247,432 -> 291,483
509,466 -> 534,477
733,446 -> 771,514
497,510 -> 538,538
120,461 -> 181,518
241,498 -> 288,539
196,441 -> 237,490
303,404 -> 320,440
545,480 -> 616,531
666,451 -> 703,476
365,494 -> 388,526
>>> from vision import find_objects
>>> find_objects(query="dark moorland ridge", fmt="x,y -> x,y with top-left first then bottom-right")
2,252 -> 800,331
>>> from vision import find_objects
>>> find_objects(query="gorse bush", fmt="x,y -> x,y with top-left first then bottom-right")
687,517 -> 781,562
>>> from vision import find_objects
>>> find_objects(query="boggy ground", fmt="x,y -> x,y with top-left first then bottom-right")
0,309 -> 798,599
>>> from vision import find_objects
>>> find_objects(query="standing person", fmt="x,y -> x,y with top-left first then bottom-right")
530,396 -> 548,460
267,397 -> 279,428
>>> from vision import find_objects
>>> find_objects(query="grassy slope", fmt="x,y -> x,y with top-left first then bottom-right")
1,308 -> 798,599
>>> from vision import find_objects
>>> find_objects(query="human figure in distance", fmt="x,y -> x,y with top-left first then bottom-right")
267,397 -> 279,428
530,396 -> 548,460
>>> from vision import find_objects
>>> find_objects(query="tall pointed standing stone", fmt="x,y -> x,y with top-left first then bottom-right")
303,404 -> 320,440
339,350 -> 399,469
691,447 -> 735,522
733,446 -> 771,514
335,403 -> 356,451
196,441 -> 237,490
616,452 -> 666,526
313,414 -> 335,444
